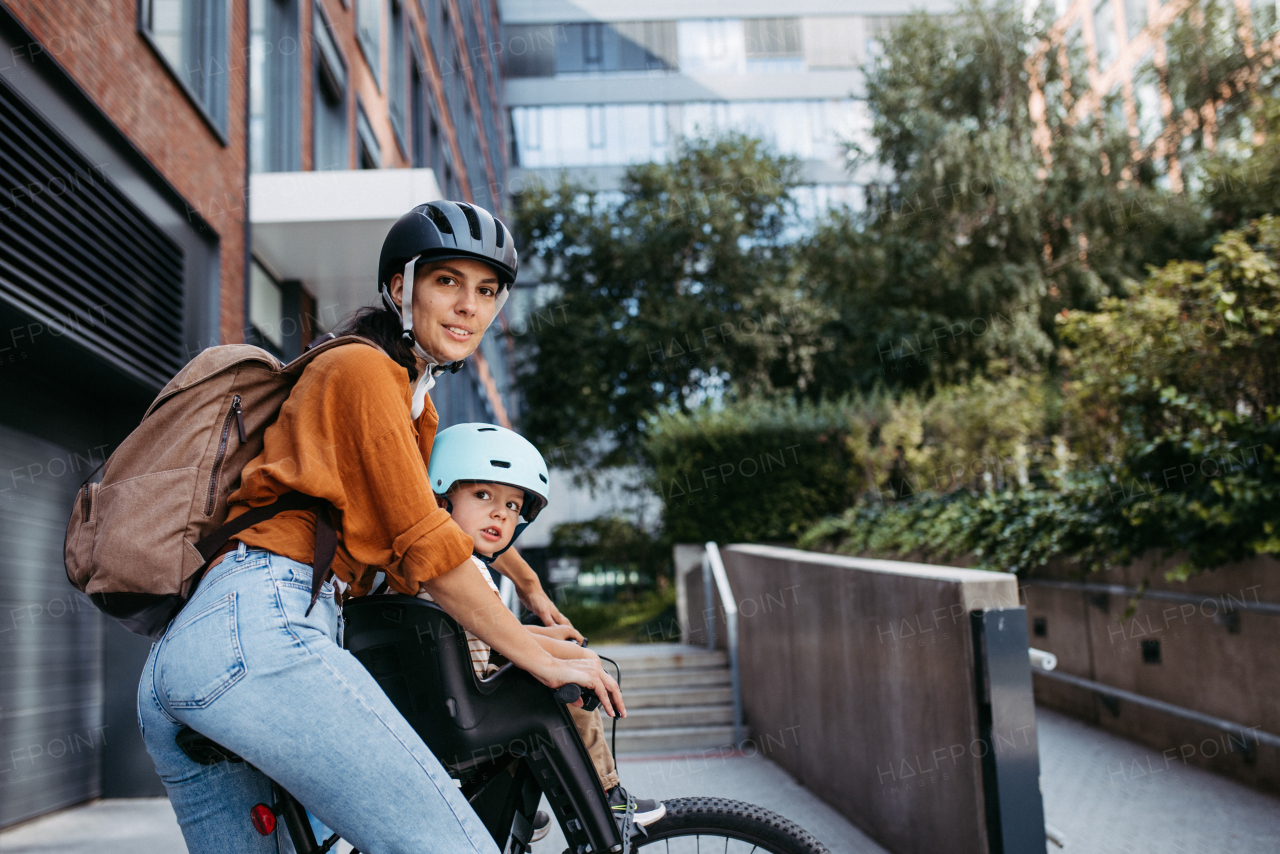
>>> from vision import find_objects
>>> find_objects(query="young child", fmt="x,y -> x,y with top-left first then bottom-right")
421,423 -> 666,835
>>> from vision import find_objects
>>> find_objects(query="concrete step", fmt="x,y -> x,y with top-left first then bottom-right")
610,704 -> 734,730
620,686 -> 733,709
620,667 -> 731,690
594,644 -> 727,672
612,725 -> 740,754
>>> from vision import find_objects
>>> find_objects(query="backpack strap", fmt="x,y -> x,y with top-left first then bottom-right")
193,491 -> 338,615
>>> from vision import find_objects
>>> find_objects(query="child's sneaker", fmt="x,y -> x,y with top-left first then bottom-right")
608,784 -> 666,835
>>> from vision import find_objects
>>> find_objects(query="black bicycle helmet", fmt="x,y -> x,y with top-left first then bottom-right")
378,200 -> 518,292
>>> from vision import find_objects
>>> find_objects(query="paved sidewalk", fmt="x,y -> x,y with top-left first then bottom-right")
0,799 -> 184,854
536,751 -> 889,854
1037,707 -> 1280,854
6,708 -> 1279,853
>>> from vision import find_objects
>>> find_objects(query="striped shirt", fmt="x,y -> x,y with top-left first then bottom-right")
415,556 -> 501,680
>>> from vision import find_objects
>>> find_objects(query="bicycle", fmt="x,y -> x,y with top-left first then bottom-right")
177,593 -> 829,854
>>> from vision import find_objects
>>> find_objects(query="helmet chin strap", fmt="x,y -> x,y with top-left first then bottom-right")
392,255 -> 462,419
473,521 -> 530,567
388,255 -> 511,419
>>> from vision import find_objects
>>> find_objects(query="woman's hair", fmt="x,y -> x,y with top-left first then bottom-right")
332,304 -> 419,380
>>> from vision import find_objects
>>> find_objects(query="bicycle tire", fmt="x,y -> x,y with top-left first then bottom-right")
631,797 -> 830,854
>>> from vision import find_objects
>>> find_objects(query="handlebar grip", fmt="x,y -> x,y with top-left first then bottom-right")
553,683 -> 583,704
553,683 -> 603,712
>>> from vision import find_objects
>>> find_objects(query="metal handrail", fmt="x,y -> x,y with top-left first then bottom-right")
703,542 -> 744,746
1030,661 -> 1280,751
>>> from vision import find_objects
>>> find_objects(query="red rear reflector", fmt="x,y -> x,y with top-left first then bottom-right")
250,803 -> 276,836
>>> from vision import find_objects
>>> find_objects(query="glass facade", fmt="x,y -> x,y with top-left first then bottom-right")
511,99 -> 868,169
503,15 -> 876,79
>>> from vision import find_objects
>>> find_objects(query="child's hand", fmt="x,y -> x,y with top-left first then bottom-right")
526,624 -> 585,644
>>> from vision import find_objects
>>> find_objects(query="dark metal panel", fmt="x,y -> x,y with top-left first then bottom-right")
0,74 -> 186,390
0,422 -> 104,828
971,607 -> 1048,854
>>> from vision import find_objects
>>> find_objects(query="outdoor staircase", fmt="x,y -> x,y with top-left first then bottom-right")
593,643 -> 740,754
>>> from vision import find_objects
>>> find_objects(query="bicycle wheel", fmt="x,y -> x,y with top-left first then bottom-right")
631,797 -> 830,854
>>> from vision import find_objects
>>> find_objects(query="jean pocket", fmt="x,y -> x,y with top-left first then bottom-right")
277,559 -> 332,596
159,593 -> 246,710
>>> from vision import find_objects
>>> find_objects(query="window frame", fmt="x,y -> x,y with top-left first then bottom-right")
388,0 -> 408,157
250,0 -> 303,172
312,2 -> 351,170
356,99 -> 382,168
356,0 -> 384,90
137,0 -> 231,143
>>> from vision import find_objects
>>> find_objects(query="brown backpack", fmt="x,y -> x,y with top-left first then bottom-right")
64,333 -> 378,638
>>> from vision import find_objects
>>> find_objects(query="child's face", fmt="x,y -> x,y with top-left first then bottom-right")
447,482 -> 525,556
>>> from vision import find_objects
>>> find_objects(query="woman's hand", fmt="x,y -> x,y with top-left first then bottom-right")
527,656 -> 625,719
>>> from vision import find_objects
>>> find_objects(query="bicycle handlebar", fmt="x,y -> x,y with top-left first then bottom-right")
553,683 -> 602,712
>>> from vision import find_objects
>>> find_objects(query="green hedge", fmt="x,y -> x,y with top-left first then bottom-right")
644,399 -> 858,544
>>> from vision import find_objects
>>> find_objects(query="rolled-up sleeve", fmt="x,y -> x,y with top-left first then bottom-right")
230,344 -> 474,593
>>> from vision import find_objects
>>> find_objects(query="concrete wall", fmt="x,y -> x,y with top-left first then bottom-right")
686,544 -> 1023,854
1024,554 -> 1280,793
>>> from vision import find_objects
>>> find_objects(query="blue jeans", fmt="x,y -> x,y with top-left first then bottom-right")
137,544 -> 497,854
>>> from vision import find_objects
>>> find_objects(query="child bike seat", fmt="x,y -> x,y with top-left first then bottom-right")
343,594 -> 624,853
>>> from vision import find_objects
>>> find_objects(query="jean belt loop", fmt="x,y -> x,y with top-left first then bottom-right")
235,541 -> 248,562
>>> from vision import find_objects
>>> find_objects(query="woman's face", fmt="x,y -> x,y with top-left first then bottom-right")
388,257 -> 501,363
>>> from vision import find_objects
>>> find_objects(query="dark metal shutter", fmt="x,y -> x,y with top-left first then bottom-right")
0,422 -> 103,828
0,75 -> 185,389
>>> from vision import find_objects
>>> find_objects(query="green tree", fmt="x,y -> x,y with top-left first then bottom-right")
510,134 -> 820,469
800,0 -> 1206,399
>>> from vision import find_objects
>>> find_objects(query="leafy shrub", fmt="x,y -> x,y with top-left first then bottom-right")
801,219 -> 1280,579
645,398 -> 859,544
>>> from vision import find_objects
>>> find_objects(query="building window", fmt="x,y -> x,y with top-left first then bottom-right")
516,107 -> 541,152
432,116 -> 447,188
250,0 -> 302,172
313,6 -> 349,170
587,104 -> 606,149
1123,0 -> 1147,40
504,24 -> 561,77
357,101 -> 381,168
547,22 -> 677,75
249,260 -> 285,355
411,51 -> 427,166
583,22 -> 604,68
744,18 -> 802,58
389,0 -> 407,155
649,103 -> 668,147
1093,0 -> 1118,69
357,0 -> 383,88
139,0 -> 230,134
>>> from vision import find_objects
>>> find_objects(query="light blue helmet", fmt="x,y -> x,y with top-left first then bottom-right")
428,423 -> 550,522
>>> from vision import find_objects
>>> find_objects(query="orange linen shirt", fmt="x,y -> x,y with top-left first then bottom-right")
227,343 -> 473,596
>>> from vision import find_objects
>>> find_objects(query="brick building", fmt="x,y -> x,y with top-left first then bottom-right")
0,0 -> 511,827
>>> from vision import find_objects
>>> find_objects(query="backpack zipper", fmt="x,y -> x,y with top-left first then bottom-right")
205,394 -> 242,516
81,483 -> 93,522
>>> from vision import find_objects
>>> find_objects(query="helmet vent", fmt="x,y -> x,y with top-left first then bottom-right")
459,204 -> 483,240
490,460 -> 511,468
477,427 -> 497,432
425,205 -> 453,234
539,474 -> 547,483
494,220 -> 506,248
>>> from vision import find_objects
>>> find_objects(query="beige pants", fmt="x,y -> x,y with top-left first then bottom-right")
569,705 -> 619,791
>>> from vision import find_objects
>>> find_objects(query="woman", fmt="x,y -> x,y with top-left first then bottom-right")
137,201 -> 623,854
